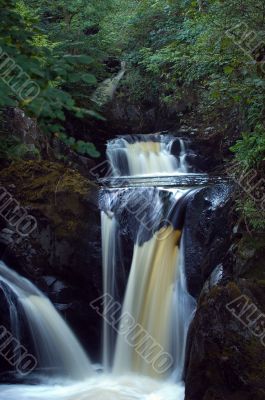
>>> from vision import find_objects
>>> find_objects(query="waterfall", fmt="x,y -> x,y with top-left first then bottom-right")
113,226 -> 182,378
100,134 -> 197,382
92,61 -> 126,106
101,188 -> 197,381
0,133 -> 200,400
171,234 -> 197,381
101,213 -> 127,370
0,261 -> 93,380
106,135 -> 189,176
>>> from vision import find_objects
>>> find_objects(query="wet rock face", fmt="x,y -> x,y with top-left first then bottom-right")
107,99 -> 161,134
185,281 -> 265,400
98,88 -> 196,135
169,175 -> 264,399
184,183 -> 234,299
0,161 -> 102,362
185,138 -> 224,173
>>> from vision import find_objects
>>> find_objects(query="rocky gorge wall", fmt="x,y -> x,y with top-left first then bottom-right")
0,134 -> 263,399
184,227 -> 265,400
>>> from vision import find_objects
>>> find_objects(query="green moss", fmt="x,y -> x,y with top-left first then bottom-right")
0,160 -> 96,239
236,234 -> 265,280
243,265 -> 265,281
226,282 -> 242,296
0,160 -> 91,202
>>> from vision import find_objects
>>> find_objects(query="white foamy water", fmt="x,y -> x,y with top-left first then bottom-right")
0,375 -> 184,400
0,261 -> 92,380
101,187 -> 196,381
107,136 -> 189,176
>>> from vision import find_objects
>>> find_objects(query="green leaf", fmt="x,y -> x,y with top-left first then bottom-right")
84,109 -> 106,120
64,55 -> 93,65
223,66 -> 234,75
81,73 -> 97,85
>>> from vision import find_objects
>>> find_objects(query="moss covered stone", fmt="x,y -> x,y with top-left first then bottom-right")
185,280 -> 265,400
0,160 -> 97,239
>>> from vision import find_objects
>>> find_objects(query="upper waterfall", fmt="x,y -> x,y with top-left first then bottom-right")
106,135 -> 190,177
92,61 -> 126,106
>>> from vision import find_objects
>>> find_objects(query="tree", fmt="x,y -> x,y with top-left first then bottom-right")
0,0 -> 102,157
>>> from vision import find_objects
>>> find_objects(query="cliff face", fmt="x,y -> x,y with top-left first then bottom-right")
185,234 -> 265,400
0,161 -> 102,363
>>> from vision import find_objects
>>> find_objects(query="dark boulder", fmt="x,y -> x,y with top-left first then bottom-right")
185,280 -> 265,400
184,183 -> 234,299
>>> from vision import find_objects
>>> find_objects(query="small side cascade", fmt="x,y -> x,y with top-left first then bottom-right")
92,61 -> 126,106
0,261 -> 93,380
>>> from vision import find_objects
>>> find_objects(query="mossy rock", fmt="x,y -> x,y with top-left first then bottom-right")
0,159 -> 101,289
0,160 -> 97,239
185,281 -> 265,400
235,234 -> 265,280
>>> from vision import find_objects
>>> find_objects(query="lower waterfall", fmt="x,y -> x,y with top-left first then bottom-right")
113,227 -> 182,377
0,189 -> 192,400
0,135 -> 202,400
101,187 -> 197,383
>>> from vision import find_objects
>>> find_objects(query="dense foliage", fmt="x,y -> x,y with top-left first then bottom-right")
98,0 -> 265,229
0,0 -> 104,157
0,0 -> 264,227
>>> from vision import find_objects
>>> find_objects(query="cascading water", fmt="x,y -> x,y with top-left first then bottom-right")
0,134 -> 201,400
107,135 -> 189,176
0,261 -> 92,380
101,136 -> 197,384
112,225 -> 187,378
92,61 -> 126,106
